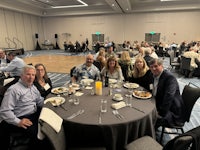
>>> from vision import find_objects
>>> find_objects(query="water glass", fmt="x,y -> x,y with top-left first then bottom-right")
126,95 -> 132,107
73,97 -> 80,105
100,99 -> 107,113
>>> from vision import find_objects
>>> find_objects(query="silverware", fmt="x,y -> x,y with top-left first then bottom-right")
115,110 -> 124,119
67,109 -> 84,120
130,106 -> 145,114
60,105 -> 68,111
112,110 -> 124,120
98,111 -> 102,124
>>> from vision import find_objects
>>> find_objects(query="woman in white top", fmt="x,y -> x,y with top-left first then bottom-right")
101,56 -> 124,81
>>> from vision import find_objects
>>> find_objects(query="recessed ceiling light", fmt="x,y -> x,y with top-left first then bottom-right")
112,4 -> 115,7
52,0 -> 88,8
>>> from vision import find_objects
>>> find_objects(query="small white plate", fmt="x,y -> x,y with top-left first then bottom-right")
112,96 -> 123,101
51,87 -> 68,94
44,97 -> 65,106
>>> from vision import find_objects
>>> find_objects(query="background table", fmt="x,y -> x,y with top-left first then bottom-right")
46,86 -> 157,150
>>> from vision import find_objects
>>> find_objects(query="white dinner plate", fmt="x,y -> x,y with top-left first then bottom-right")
81,79 -> 94,85
109,79 -> 117,84
71,83 -> 80,90
123,83 -> 139,89
44,97 -> 65,106
132,91 -> 152,99
51,87 -> 68,94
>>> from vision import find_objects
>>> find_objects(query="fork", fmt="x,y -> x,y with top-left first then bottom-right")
112,110 -> 124,120
115,110 -> 125,119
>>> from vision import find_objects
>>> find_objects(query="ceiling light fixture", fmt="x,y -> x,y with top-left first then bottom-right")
51,0 -> 88,8
160,0 -> 182,1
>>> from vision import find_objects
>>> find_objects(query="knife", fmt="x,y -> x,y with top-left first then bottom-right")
98,111 -> 102,124
67,109 -> 84,120
131,106 -> 145,114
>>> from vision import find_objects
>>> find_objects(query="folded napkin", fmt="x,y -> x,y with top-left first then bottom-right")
38,107 -> 63,139
75,91 -> 84,96
111,101 -> 126,110
85,86 -> 93,90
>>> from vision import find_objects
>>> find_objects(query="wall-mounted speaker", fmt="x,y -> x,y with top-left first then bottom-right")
35,33 -> 38,39
55,34 -> 58,38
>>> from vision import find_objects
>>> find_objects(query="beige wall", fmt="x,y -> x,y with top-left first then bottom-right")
0,8 -> 200,51
43,11 -> 200,49
0,8 -> 43,51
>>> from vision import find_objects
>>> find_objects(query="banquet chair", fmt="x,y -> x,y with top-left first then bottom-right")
159,84 -> 200,144
180,56 -> 192,77
168,50 -> 180,70
125,135 -> 193,150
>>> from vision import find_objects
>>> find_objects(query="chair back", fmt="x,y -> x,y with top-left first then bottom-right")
168,50 -> 175,65
180,56 -> 191,70
163,135 -> 193,150
182,85 -> 200,122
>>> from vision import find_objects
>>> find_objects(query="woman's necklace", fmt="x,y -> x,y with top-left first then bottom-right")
38,78 -> 45,85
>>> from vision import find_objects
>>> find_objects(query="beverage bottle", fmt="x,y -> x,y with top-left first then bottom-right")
105,71 -> 109,87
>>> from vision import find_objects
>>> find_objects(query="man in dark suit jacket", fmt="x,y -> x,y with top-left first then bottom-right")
149,58 -> 186,128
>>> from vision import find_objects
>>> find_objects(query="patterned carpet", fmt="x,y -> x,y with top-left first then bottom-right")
22,49 -> 200,145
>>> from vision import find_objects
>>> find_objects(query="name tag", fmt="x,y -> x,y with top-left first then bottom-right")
44,83 -> 50,91
149,84 -> 153,90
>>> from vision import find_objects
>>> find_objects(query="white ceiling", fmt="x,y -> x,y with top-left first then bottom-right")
0,0 -> 200,17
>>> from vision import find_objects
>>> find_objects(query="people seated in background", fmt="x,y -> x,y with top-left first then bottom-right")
101,56 -> 124,81
71,54 -> 100,83
0,65 -> 45,150
0,51 -> 26,87
143,47 -> 154,67
179,41 -> 187,55
118,51 -> 133,81
94,41 -> 101,53
63,41 -> 68,51
192,42 -> 200,53
105,43 -> 116,59
81,41 -> 86,52
150,46 -> 159,59
183,47 -> 200,70
75,41 -> 81,52
34,63 -> 52,98
0,49 -> 10,66
96,48 -> 106,71
129,57 -> 153,91
68,41 -> 75,52
149,58 -> 186,129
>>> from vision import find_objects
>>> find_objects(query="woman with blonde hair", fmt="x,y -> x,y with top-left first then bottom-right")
118,51 -> 133,81
101,56 -> 124,81
129,56 -> 153,91
96,48 -> 106,70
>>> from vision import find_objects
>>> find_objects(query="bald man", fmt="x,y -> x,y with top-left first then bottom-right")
72,54 -> 100,82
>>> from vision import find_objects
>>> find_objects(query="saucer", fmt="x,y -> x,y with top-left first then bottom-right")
112,96 -> 123,101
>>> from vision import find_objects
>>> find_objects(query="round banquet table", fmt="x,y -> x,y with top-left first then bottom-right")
46,85 -> 157,150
